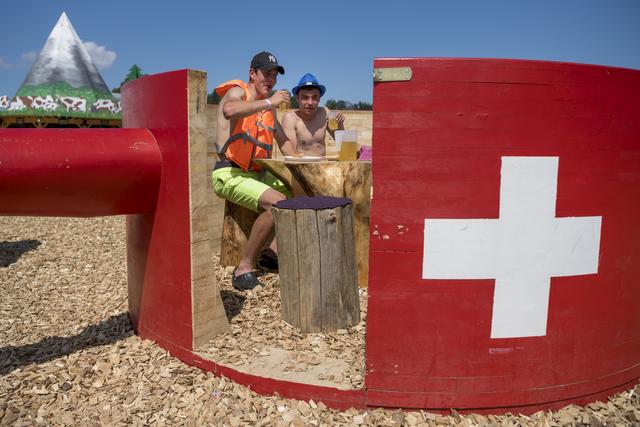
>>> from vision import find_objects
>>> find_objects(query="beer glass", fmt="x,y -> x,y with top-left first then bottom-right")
278,90 -> 289,112
328,111 -> 338,131
335,130 -> 358,161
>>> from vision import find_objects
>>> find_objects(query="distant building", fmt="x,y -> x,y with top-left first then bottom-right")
0,12 -> 121,128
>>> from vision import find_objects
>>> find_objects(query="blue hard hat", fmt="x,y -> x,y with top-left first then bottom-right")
292,73 -> 326,97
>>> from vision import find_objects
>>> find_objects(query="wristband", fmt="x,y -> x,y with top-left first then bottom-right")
264,99 -> 272,109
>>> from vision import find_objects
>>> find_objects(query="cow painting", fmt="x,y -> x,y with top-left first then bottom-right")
18,96 -> 34,109
8,97 -> 27,111
0,96 -> 9,110
31,96 -> 59,111
57,96 -> 87,112
92,99 -> 117,113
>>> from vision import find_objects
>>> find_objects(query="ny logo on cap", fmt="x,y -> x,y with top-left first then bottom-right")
269,55 -> 276,63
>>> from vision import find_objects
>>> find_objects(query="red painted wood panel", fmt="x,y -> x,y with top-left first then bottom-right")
123,70 -> 194,352
366,58 -> 640,410
0,128 -> 160,216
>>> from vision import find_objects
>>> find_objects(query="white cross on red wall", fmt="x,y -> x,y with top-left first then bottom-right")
422,157 -> 602,339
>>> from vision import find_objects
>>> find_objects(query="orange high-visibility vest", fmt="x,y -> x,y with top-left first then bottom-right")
215,79 -> 274,172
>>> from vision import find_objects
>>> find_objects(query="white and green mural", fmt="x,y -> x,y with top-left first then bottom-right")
0,12 -> 121,119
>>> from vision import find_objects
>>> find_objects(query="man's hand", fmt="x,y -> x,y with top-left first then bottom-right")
269,90 -> 290,110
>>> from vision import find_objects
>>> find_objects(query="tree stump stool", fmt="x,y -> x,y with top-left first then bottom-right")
255,159 -> 372,288
219,201 -> 258,267
272,196 -> 360,333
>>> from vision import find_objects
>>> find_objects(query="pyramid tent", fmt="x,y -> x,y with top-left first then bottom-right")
0,12 -> 121,123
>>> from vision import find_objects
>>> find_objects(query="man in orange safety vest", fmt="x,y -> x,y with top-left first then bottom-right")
212,51 -> 300,290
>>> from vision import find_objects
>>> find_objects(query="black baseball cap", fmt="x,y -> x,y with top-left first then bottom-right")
250,51 -> 285,75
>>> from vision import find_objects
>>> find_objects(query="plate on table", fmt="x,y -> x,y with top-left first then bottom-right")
284,156 -> 324,162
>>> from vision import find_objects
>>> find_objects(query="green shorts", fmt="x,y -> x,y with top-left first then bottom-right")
212,166 -> 291,212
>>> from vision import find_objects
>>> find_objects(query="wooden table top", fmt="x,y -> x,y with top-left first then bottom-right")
255,158 -> 371,198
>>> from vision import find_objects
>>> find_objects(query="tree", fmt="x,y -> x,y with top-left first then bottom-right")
354,101 -> 372,111
123,65 -> 145,83
325,99 -> 337,109
112,65 -> 147,93
325,98 -> 372,110
207,91 -> 221,104
325,99 -> 351,110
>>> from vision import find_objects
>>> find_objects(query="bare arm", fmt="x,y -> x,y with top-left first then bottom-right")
215,93 -> 233,160
222,87 -> 289,121
222,87 -> 268,121
275,111 -> 301,156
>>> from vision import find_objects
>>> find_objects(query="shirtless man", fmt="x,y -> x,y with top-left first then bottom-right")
281,73 -> 345,156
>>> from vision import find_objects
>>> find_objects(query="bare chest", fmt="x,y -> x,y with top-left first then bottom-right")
295,113 -> 327,145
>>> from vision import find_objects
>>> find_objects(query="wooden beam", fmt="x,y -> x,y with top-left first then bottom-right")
187,70 -> 230,349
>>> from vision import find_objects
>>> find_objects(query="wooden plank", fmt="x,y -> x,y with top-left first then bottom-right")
188,69 -> 229,349
272,207 -> 299,326
190,205 -> 215,244
277,202 -> 359,332
343,161 -> 371,288
317,207 -> 343,330
296,209 -> 322,332
340,203 -> 360,324
190,240 -> 215,282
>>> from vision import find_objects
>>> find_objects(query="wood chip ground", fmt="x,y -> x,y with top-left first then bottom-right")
198,256 -> 366,390
1,216 -> 639,426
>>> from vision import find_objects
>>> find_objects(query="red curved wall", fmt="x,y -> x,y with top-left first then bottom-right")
2,62 -> 639,413
366,58 -> 640,410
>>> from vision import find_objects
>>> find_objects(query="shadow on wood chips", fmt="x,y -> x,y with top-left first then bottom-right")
0,312 -> 132,375
220,289 -> 246,321
0,239 -> 41,267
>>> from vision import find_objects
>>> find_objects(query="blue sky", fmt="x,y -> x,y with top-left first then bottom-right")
1,1 -> 639,103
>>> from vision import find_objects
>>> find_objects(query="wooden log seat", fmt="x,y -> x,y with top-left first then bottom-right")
219,201 -> 258,267
272,196 -> 360,333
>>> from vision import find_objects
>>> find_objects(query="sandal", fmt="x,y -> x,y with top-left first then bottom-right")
231,268 -> 262,290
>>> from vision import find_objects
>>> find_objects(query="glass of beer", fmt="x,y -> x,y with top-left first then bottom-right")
278,90 -> 289,112
328,111 -> 338,131
336,130 -> 358,161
